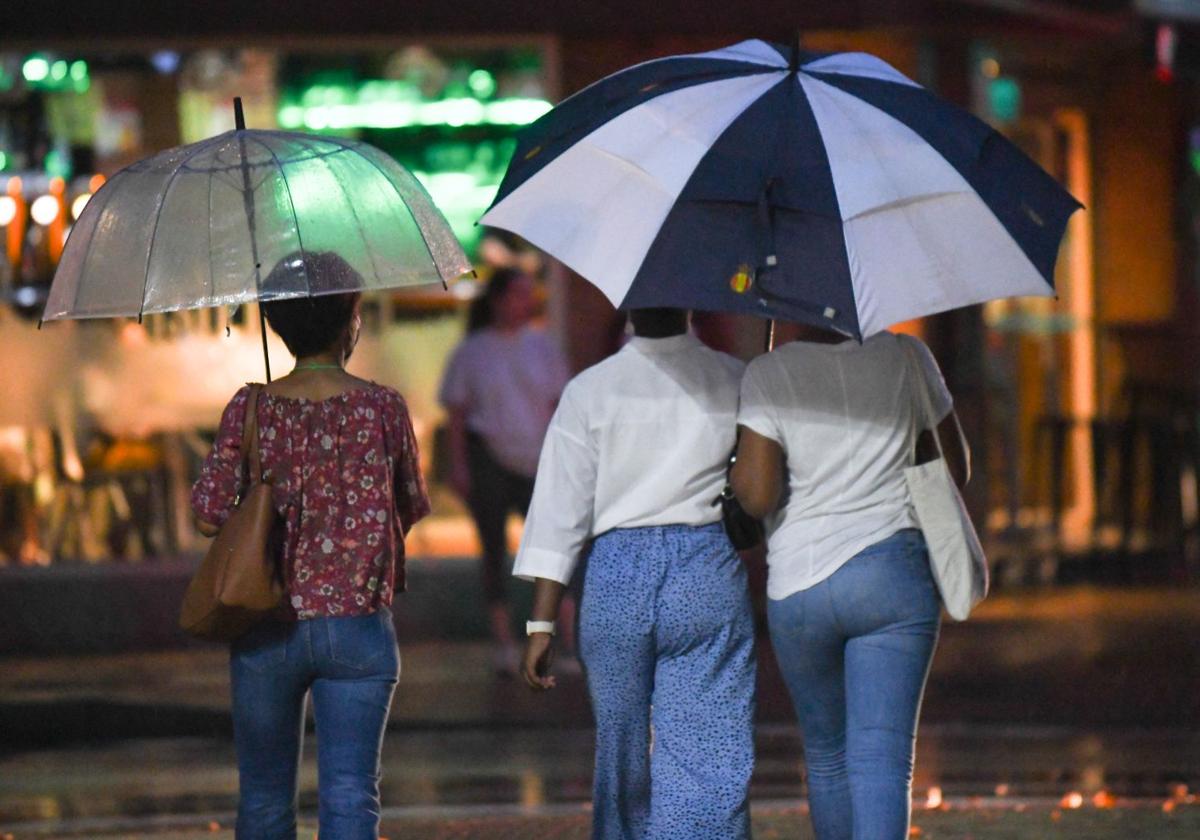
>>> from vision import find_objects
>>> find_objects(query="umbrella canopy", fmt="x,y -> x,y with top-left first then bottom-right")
44,129 -> 471,321
481,39 -> 1083,340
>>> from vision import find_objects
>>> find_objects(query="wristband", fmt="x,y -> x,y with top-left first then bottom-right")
526,620 -> 556,636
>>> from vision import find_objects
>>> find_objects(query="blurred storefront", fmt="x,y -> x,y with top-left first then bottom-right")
1,2 -> 1197,587
0,39 -> 560,565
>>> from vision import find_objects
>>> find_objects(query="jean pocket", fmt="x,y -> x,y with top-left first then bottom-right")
232,621 -> 289,674
325,610 -> 397,672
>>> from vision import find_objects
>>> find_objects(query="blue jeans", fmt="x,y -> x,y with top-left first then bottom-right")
580,523 -> 756,840
767,529 -> 940,840
230,609 -> 399,840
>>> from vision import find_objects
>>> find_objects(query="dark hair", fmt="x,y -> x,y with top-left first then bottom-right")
466,267 -> 525,333
262,252 -> 362,358
629,307 -> 689,338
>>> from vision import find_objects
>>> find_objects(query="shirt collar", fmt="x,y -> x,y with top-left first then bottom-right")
627,332 -> 701,354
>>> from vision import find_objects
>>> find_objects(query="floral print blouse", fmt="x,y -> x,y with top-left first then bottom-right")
191,383 -> 430,620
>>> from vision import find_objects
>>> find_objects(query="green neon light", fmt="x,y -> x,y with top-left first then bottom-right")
279,81 -> 551,131
468,69 -> 497,99
21,56 -> 89,91
23,57 -> 50,83
0,151 -> 8,171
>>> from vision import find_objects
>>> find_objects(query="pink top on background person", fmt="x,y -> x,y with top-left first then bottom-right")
191,382 -> 430,620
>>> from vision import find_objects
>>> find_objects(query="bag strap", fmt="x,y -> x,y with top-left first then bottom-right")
241,384 -> 264,485
901,338 -> 948,462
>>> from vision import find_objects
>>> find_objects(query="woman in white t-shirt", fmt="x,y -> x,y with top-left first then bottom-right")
731,324 -> 968,840
439,269 -> 571,673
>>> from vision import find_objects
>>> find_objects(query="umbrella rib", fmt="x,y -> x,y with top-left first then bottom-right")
205,155 -> 217,308
137,140 -> 213,320
317,134 -> 447,285
63,167 -> 124,318
247,134 -> 312,297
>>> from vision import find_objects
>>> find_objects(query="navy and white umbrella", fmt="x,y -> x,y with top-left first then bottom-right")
481,39 -> 1082,340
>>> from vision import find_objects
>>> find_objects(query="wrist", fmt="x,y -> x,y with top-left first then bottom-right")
526,620 -> 556,636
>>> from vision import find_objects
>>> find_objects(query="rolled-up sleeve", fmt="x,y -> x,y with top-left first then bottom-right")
513,385 -> 596,585
190,386 -> 251,528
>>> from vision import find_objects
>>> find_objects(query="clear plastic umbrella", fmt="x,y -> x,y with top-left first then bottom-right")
44,100 -> 471,376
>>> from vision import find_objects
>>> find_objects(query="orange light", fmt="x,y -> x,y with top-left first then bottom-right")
1060,792 -> 1084,809
1092,790 -> 1116,809
49,176 -> 65,195
6,176 -> 22,195
924,787 -> 944,810
88,173 -> 106,192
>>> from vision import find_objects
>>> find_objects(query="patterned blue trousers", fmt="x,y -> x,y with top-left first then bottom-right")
580,522 -> 756,840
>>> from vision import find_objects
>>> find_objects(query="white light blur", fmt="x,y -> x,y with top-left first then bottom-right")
71,193 -> 91,220
0,195 -> 16,226
30,195 -> 60,226
13,286 -> 39,307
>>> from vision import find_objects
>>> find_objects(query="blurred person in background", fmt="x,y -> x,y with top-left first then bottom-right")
439,267 -> 572,675
732,324 -> 967,840
192,251 -> 430,840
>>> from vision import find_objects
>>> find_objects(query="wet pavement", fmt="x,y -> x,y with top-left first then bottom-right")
1,586 -> 1198,837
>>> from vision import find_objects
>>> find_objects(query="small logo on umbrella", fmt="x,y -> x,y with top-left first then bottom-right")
730,264 -> 753,294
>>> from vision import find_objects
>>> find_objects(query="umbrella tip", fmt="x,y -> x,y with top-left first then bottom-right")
789,32 -> 801,72
234,97 -> 246,131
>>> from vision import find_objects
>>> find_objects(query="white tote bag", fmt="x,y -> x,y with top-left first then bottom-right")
902,342 -> 988,621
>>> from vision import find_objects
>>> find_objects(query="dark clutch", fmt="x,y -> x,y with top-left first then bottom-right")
716,484 -> 765,551
714,447 -> 764,551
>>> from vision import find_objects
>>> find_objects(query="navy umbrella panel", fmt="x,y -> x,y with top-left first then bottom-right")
482,39 -> 1083,340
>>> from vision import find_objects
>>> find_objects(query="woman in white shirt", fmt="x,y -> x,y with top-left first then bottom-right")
439,269 -> 571,673
516,309 -> 756,840
732,324 -> 968,840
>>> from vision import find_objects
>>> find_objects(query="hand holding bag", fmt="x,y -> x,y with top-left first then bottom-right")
180,385 -> 284,641
902,342 -> 988,621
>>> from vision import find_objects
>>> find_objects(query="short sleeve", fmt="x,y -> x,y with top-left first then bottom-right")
902,336 -> 953,422
383,391 -> 432,535
438,339 -> 473,411
737,361 -> 783,445
191,386 -> 251,527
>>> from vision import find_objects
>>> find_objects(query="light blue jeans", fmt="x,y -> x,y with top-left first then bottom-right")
230,609 -> 399,840
580,523 -> 756,840
768,528 -> 941,840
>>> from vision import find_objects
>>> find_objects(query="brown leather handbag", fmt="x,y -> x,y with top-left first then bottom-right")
180,385 -> 284,642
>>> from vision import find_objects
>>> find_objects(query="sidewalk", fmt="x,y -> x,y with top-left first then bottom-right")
1,586 -> 1198,836
5,799 -> 1199,840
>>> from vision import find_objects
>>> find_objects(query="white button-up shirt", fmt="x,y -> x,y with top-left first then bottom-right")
513,332 -> 744,585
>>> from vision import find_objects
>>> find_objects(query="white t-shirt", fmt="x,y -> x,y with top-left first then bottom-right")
439,326 -> 570,477
514,333 -> 744,585
737,332 -> 953,601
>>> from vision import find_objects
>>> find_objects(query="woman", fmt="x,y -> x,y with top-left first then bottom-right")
519,308 -> 756,840
191,251 -> 429,840
731,325 -> 968,840
439,268 -> 571,673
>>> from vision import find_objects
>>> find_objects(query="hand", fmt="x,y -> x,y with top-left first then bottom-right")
521,633 -> 557,691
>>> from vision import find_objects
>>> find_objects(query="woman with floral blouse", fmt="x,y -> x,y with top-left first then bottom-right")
191,251 -> 429,840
